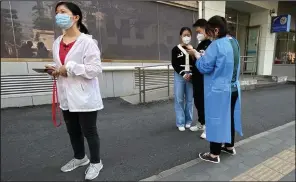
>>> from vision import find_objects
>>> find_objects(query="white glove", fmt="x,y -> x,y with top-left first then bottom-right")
194,50 -> 201,59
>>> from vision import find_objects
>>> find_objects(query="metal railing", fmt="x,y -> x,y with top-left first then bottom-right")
135,64 -> 173,103
240,56 -> 257,76
136,56 -> 257,104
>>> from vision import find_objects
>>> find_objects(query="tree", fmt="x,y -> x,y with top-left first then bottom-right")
1,8 -> 23,57
32,1 -> 54,31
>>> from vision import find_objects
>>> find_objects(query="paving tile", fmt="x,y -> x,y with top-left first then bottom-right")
222,155 -> 245,166
207,173 -> 233,181
223,162 -> 251,178
275,150 -> 295,164
262,156 -> 295,175
246,164 -> 284,181
231,174 -> 257,181
268,138 -> 284,146
159,171 -> 187,181
255,142 -> 274,152
263,132 -> 280,140
205,162 -> 230,174
241,155 -> 265,167
183,173 -> 210,181
238,148 -> 261,158
241,137 -> 270,150
284,139 -> 295,146
259,147 -> 285,160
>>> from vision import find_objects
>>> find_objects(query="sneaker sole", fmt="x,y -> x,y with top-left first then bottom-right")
198,153 -> 220,164
221,150 -> 236,156
85,165 -> 103,180
61,159 -> 90,173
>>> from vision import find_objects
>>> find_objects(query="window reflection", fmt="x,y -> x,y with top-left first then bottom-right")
1,0 -> 198,61
1,1 -> 55,59
274,32 -> 296,64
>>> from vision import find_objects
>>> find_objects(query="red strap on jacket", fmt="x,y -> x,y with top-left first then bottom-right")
52,78 -> 62,127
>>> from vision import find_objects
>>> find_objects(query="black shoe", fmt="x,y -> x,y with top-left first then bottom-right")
199,152 -> 220,164
221,146 -> 236,155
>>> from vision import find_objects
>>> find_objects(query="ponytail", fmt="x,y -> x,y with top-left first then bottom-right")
79,22 -> 89,34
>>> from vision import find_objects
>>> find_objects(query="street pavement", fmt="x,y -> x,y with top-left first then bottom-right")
1,84 -> 295,181
142,121 -> 295,181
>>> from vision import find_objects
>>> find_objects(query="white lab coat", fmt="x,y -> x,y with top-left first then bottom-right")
52,33 -> 104,112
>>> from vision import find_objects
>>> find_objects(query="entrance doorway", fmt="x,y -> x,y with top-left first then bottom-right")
244,26 -> 260,75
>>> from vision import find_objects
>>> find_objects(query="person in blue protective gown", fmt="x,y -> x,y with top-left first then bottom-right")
187,15 -> 243,164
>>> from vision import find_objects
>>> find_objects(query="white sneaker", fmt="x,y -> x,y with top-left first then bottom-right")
85,161 -> 103,180
178,126 -> 186,131
185,124 -> 191,129
200,125 -> 205,131
200,131 -> 206,139
189,124 -> 205,132
61,155 -> 90,172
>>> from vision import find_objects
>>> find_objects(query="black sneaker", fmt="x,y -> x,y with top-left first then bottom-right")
221,146 -> 236,155
199,152 -> 220,164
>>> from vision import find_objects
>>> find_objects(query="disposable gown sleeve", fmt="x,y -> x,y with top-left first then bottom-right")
66,39 -> 102,79
195,42 -> 218,74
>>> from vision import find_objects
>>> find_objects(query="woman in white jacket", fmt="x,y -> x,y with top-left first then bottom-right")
45,2 -> 103,180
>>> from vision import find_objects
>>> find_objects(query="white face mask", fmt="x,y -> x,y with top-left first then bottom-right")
182,36 -> 191,45
196,33 -> 205,41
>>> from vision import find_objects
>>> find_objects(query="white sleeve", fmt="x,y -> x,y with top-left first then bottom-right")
65,40 -> 102,79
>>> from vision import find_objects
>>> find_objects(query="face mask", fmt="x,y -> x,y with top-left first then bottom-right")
182,36 -> 191,45
196,33 -> 205,41
55,13 -> 74,30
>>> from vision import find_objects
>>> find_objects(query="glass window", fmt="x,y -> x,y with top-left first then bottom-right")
274,32 -> 296,64
1,1 -> 198,61
158,3 -> 197,61
1,1 -> 56,59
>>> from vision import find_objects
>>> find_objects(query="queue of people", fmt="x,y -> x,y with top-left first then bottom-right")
42,1 -> 242,180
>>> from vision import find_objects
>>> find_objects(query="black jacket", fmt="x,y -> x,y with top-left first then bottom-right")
192,39 -> 212,83
171,45 -> 195,76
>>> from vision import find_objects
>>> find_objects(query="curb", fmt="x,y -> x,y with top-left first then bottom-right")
140,121 -> 295,181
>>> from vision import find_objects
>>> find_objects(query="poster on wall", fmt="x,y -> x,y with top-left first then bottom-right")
271,14 -> 291,33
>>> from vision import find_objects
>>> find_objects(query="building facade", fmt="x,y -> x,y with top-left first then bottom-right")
0,1 -> 295,107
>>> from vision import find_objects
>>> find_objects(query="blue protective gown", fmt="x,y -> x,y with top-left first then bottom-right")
196,37 -> 243,143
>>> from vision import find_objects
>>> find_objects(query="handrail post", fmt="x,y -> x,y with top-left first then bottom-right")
143,69 -> 146,103
241,56 -> 244,77
167,65 -> 170,97
138,67 -> 142,103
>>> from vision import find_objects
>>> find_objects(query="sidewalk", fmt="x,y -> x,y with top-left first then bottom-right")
1,85 -> 295,181
141,121 -> 295,181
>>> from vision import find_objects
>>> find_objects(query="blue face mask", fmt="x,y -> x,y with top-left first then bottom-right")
55,13 -> 73,30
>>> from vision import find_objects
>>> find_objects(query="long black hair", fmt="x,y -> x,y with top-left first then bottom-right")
205,15 -> 227,38
55,1 -> 89,34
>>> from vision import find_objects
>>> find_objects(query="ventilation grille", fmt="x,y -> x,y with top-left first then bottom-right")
1,74 -> 53,96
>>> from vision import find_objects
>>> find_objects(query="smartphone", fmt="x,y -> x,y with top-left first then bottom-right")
32,68 -> 54,74
45,68 -> 54,74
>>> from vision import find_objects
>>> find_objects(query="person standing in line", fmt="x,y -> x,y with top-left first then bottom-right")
171,27 -> 195,131
45,2 -> 103,180
189,19 -> 212,140
187,16 -> 243,163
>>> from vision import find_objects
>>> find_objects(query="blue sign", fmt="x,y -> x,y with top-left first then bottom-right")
271,14 -> 291,33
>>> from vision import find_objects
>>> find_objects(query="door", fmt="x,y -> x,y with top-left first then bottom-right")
245,26 -> 260,75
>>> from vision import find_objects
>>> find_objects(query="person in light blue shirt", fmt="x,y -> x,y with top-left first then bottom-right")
187,16 -> 243,164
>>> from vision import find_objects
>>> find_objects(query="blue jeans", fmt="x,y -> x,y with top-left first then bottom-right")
174,72 -> 193,127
